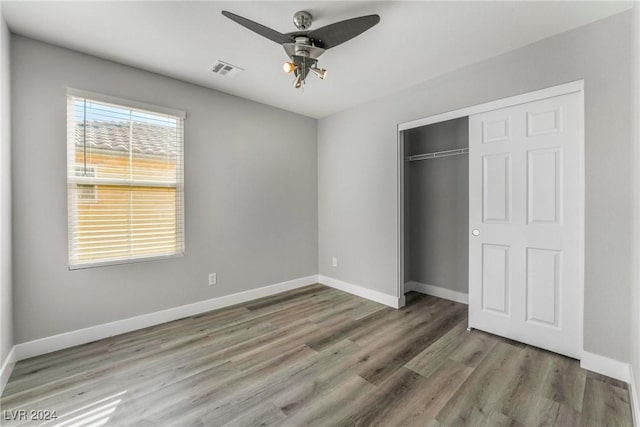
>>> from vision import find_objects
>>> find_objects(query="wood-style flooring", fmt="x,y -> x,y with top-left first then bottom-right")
1,284 -> 633,426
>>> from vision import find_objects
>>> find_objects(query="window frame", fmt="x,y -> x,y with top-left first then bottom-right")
66,88 -> 186,270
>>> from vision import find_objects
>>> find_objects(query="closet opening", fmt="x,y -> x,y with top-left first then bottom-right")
397,81 -> 584,359
401,116 -> 470,304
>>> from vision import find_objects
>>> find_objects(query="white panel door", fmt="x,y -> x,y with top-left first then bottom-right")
468,91 -> 583,358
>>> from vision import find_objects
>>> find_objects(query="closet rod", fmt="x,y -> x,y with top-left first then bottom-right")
405,147 -> 469,162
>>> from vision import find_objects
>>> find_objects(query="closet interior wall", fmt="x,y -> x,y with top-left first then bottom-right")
403,117 -> 469,296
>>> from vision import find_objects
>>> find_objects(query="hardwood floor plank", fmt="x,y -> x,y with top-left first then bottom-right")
540,351 -> 586,412
342,298 -> 387,321
350,367 -> 434,426
110,343 -> 317,426
348,296 -> 451,348
157,340 -> 362,426
585,370 -> 629,390
10,305 -> 252,379
221,402 -> 287,427
435,341 -> 525,425
406,320 -> 470,377
307,293 -> 378,324
278,372 -> 376,427
4,319 -> 279,410
301,314 -> 360,351
494,345 -> 558,424
582,375 -> 633,427
555,403 -> 583,426
449,329 -> 500,368
355,303 -> 467,385
358,361 -> 472,427
243,284 -> 328,311
271,341 -> 375,416
467,409 -> 526,427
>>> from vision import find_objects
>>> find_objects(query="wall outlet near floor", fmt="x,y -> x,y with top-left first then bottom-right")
331,257 -> 338,267
208,273 -> 217,285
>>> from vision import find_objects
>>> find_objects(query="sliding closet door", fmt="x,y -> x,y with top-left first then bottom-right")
468,91 -> 583,358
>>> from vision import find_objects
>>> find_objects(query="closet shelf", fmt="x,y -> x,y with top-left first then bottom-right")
405,147 -> 469,162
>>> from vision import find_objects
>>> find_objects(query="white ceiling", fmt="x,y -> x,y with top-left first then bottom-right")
1,1 -> 632,118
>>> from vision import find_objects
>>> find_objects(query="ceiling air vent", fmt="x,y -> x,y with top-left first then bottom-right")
209,61 -> 243,78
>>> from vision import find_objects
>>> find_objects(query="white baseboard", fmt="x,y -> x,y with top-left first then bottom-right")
15,275 -> 319,361
0,346 -> 16,395
318,275 -> 402,308
405,281 -> 469,305
630,365 -> 639,427
580,351 -> 631,383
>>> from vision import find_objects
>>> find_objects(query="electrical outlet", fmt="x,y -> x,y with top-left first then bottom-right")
331,257 -> 338,267
208,273 -> 217,286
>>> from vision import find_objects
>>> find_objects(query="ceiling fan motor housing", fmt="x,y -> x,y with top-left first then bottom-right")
283,37 -> 325,60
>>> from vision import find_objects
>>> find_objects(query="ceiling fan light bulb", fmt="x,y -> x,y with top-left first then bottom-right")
310,67 -> 327,80
293,74 -> 303,88
283,62 -> 295,73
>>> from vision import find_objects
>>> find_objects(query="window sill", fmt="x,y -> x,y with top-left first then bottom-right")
68,252 -> 184,270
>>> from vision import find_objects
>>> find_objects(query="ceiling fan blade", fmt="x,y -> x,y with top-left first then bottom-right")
221,11 -> 292,45
307,14 -> 380,49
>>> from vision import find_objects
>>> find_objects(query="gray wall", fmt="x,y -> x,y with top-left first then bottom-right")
404,118 -> 468,294
11,36 -> 318,344
318,11 -> 631,361
630,1 -> 639,402
0,16 -> 12,366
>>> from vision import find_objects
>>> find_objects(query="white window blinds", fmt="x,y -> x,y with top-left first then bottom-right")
67,91 -> 185,269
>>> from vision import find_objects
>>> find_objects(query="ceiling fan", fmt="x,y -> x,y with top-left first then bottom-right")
221,10 -> 380,89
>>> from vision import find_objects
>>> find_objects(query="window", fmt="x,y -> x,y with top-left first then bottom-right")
67,90 -> 185,269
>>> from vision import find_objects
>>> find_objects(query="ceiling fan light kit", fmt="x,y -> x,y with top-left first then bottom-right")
310,67 -> 327,80
221,9 -> 379,89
